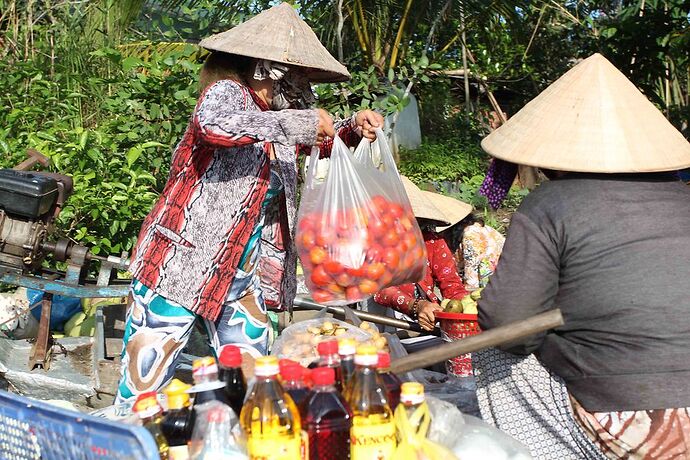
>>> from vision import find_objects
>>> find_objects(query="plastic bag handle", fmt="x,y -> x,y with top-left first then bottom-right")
374,128 -> 400,177
305,146 -> 322,190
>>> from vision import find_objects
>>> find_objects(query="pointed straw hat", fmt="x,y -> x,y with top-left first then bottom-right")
199,3 -> 350,83
422,191 -> 473,231
481,53 -> 690,173
400,177 -> 450,226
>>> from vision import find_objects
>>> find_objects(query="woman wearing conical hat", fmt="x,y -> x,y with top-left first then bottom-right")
475,54 -> 690,458
115,3 -> 383,402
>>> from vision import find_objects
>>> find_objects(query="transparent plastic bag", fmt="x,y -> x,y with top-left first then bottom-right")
190,400 -> 246,459
296,129 -> 426,306
426,397 -> 533,460
270,317 -> 374,366
393,398 -> 458,460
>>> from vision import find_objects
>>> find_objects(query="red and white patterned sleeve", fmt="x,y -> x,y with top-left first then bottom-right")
427,234 -> 468,300
373,283 -> 414,315
195,80 -> 319,148
298,114 -> 361,158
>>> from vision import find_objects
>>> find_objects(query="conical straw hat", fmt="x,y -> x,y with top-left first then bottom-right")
400,177 -> 449,226
199,3 -> 350,83
422,191 -> 473,231
481,53 -> 690,173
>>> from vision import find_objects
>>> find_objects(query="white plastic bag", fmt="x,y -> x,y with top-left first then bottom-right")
296,130 -> 426,305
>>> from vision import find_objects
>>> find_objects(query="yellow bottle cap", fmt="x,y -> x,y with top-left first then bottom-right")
192,356 -> 218,379
133,392 -> 162,419
255,356 -> 280,376
400,382 -> 425,405
338,338 -> 356,356
163,379 -> 191,410
354,344 -> 379,366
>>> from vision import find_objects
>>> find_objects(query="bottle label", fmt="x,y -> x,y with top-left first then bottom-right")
350,420 -> 396,460
248,434 -> 301,460
168,445 -> 190,460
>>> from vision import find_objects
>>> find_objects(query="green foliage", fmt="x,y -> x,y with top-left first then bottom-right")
0,45 -> 201,256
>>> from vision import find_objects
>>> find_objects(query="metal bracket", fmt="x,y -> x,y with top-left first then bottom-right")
28,293 -> 53,370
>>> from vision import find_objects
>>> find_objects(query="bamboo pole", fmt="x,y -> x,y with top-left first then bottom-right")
390,309 -> 564,374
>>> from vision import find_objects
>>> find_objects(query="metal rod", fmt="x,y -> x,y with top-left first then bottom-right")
293,296 -> 424,332
390,309 -> 564,374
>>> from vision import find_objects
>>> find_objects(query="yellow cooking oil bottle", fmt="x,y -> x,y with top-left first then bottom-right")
344,344 -> 396,459
240,356 -> 304,460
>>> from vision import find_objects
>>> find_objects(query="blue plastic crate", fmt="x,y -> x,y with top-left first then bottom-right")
0,390 -> 160,460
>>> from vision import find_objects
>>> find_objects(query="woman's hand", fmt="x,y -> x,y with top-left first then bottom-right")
355,110 -> 385,140
316,109 -> 335,146
417,300 -> 442,331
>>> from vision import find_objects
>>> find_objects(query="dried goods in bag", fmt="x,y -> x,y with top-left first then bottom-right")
296,130 -> 427,305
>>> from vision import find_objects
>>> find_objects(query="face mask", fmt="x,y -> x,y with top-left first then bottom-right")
253,60 -> 315,110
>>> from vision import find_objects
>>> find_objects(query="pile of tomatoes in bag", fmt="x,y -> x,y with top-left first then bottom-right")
297,195 -> 426,305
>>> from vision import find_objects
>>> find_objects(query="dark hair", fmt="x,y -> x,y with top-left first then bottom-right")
199,52 -> 253,92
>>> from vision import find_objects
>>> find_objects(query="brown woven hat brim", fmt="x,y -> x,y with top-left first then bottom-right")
199,3 -> 350,83
422,191 -> 473,231
481,53 -> 690,173
400,177 -> 450,226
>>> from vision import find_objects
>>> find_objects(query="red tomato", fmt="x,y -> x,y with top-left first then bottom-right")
310,265 -> 332,287
323,259 -> 344,275
365,262 -> 385,280
312,290 -> 334,304
382,248 -> 400,268
309,247 -> 327,265
346,286 -> 363,302
316,228 -> 337,247
379,270 -> 393,287
298,218 -> 313,233
366,244 -> 385,263
359,279 -> 379,295
346,266 -> 366,278
382,213 -> 395,227
399,216 -> 413,231
335,273 -> 355,287
371,195 -> 388,212
326,283 -> 345,294
300,230 -> 317,250
403,232 -> 418,251
366,217 -> 387,239
389,203 -> 404,219
381,229 -> 400,247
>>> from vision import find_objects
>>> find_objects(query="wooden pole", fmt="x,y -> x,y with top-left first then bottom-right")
389,309 -> 564,374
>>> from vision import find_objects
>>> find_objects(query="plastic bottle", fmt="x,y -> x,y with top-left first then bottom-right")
376,351 -> 402,411
317,339 -> 343,391
280,363 -> 310,410
218,345 -> 247,417
133,391 -> 169,460
338,338 -> 356,390
190,356 -> 229,407
191,402 -> 244,459
398,382 -> 428,435
240,356 -> 303,460
303,367 -> 352,460
344,345 -> 396,460
161,379 -> 195,460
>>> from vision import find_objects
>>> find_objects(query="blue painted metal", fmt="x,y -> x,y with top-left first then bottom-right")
0,272 -> 130,298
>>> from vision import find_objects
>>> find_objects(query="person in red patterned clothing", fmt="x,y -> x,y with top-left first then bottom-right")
116,4 -> 384,402
373,178 -> 468,331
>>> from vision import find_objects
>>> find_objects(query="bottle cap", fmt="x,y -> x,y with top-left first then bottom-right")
255,356 -> 280,376
163,379 -> 191,410
338,338 -> 356,356
400,382 -> 425,405
377,351 -> 391,370
279,358 -> 299,374
132,392 -> 162,419
192,356 -> 219,380
219,345 -> 242,368
354,344 -> 379,366
280,363 -> 303,382
311,367 -> 335,386
317,339 -> 338,356
301,366 -> 313,387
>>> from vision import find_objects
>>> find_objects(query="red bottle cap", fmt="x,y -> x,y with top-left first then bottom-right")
317,339 -> 338,356
280,363 -> 303,382
301,367 -> 313,387
311,367 -> 335,386
377,351 -> 391,369
219,345 -> 242,368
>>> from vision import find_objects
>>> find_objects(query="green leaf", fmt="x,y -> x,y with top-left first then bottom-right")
126,146 -> 142,167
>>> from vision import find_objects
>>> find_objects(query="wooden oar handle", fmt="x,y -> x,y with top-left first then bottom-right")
389,309 -> 564,374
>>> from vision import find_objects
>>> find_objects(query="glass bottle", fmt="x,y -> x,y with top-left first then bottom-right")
190,356 -> 229,407
240,356 -> 303,460
338,338 -> 356,391
302,367 -> 352,460
133,391 -> 169,460
317,339 -> 343,392
344,345 -> 396,460
161,379 -> 195,460
218,345 -> 247,416
376,351 -> 402,411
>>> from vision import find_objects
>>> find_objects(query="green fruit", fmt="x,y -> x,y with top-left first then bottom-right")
448,299 -> 464,313
470,288 -> 483,301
